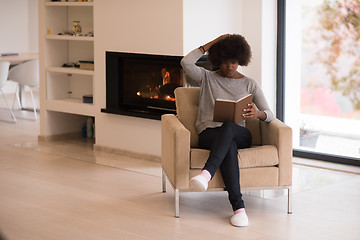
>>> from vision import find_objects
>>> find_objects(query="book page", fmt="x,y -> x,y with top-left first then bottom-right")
216,99 -> 236,103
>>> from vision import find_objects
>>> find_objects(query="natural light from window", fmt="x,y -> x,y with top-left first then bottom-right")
285,0 -> 360,160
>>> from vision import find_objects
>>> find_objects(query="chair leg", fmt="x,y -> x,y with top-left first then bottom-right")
1,89 -> 16,122
175,189 -> 180,218
29,88 -> 37,120
162,169 -> 166,193
287,186 -> 293,214
12,84 -> 22,110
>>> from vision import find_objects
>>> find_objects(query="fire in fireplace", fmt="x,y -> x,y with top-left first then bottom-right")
102,51 -> 184,120
136,67 -> 177,101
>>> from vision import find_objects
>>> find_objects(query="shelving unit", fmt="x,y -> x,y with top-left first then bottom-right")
39,0 -> 96,139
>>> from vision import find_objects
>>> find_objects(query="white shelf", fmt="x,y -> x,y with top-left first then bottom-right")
45,2 -> 93,7
40,0 -> 96,137
46,35 -> 94,41
46,98 -> 95,116
47,67 -> 94,76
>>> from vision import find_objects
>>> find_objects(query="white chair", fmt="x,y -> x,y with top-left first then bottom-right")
0,61 -> 17,122
8,59 -> 39,120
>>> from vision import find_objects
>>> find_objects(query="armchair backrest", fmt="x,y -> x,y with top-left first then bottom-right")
174,87 -> 262,148
174,87 -> 200,147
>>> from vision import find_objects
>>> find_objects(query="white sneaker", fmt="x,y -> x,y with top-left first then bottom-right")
190,175 -> 208,191
230,212 -> 249,227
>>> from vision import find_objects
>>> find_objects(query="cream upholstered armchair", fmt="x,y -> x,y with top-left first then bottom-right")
161,87 -> 293,218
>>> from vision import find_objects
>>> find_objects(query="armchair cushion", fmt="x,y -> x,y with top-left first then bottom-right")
189,167 -> 279,188
190,145 -> 279,169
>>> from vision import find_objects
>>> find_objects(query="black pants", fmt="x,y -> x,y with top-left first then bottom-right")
198,121 -> 252,211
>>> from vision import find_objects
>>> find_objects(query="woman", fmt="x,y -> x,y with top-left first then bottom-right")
180,34 -> 274,227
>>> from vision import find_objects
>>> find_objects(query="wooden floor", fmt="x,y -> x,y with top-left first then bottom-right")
0,109 -> 360,240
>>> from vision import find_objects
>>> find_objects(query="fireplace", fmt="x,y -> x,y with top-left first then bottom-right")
101,51 -> 184,120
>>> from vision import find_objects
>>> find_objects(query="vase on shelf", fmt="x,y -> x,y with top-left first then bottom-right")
72,21 -> 82,35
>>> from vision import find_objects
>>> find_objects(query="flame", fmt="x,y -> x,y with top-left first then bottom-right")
162,68 -> 171,85
165,95 -> 175,101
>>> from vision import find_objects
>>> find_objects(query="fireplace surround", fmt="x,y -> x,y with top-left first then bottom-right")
101,51 -> 184,120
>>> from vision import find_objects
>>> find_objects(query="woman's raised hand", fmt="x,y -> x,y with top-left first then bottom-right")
217,34 -> 230,41
200,34 -> 231,54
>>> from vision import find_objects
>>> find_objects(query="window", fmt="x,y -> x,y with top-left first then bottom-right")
279,0 -> 360,165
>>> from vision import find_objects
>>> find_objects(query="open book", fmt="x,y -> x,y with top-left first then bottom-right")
213,94 -> 253,124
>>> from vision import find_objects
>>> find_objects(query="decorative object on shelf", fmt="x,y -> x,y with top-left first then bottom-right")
72,21 -> 82,35
62,62 -> 80,68
79,61 -> 94,70
56,31 -> 93,37
83,94 -> 93,103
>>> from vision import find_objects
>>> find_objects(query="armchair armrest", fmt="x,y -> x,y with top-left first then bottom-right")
261,119 -> 293,186
161,114 -> 191,189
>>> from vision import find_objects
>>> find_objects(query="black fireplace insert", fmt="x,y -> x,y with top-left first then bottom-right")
101,51 -> 184,120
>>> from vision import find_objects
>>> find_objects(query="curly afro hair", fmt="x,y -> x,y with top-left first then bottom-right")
208,34 -> 252,68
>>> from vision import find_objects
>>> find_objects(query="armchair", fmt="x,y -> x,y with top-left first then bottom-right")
161,87 -> 293,218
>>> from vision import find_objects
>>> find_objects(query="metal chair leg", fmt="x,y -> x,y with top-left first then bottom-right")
29,88 -> 38,120
12,84 -> 22,110
161,169 -> 179,218
175,189 -> 180,218
287,186 -> 292,214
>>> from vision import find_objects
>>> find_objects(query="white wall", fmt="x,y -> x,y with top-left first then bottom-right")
0,0 -> 38,93
94,0 -> 277,157
94,0 -> 183,156
183,0 -> 243,55
185,0 -> 277,112
241,0 -> 277,113
0,0 -> 38,53
261,0 -> 277,114
1,0 -> 277,157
